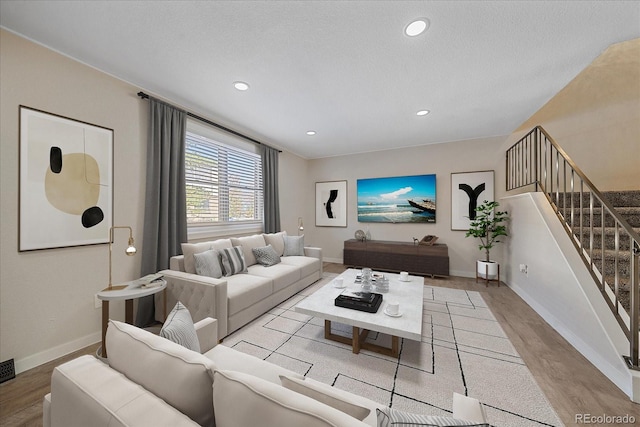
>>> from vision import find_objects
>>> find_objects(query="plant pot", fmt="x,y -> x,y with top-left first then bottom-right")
477,260 -> 499,279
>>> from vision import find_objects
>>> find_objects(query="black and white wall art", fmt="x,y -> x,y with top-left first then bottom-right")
451,170 -> 494,230
315,180 -> 347,227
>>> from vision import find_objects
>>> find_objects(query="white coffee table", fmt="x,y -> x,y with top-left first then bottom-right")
295,269 -> 423,357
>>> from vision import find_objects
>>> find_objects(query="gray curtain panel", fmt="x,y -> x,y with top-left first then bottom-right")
261,144 -> 281,233
136,98 -> 188,327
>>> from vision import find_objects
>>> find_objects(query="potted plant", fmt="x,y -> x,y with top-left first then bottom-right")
465,200 -> 509,279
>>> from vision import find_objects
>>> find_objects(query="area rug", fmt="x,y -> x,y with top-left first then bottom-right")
221,273 -> 564,427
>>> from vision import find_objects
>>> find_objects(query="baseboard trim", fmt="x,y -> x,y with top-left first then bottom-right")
15,332 -> 101,375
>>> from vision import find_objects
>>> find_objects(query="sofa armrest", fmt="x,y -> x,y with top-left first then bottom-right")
50,355 -> 199,427
194,317 -> 218,353
155,269 -> 229,338
43,393 -> 51,427
304,246 -> 323,275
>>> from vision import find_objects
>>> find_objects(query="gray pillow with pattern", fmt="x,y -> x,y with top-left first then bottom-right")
252,244 -> 282,267
193,249 -> 223,279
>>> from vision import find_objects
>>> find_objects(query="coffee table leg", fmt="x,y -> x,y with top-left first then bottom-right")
391,336 -> 399,355
353,327 -> 360,354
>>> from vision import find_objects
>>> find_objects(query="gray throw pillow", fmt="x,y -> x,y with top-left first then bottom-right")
376,407 -> 488,427
283,235 -> 305,256
193,249 -> 223,279
160,302 -> 200,353
220,246 -> 248,276
252,244 -> 281,267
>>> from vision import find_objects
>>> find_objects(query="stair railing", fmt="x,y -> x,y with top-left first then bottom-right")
506,126 -> 640,369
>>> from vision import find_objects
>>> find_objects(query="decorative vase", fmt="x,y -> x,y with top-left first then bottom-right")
477,260 -> 498,279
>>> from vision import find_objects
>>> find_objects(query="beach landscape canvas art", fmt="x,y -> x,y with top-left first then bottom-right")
357,174 -> 436,223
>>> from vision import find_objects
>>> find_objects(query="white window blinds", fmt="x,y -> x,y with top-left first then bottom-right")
185,131 -> 263,226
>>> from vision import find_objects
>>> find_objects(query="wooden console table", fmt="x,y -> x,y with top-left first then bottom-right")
343,239 -> 449,277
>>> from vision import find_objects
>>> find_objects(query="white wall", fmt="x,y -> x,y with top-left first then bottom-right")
301,136 -> 509,276
0,30 -> 147,372
501,193 -> 633,398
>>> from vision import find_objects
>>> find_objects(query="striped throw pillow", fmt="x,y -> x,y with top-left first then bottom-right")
159,302 -> 200,352
220,246 -> 248,276
376,407 -> 488,427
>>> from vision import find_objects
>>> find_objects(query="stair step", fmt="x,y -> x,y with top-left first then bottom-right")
550,190 -> 640,208
564,207 -> 640,227
573,227 -> 640,250
590,250 -> 633,276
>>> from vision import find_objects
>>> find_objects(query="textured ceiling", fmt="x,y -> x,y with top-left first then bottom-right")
1,1 -> 639,159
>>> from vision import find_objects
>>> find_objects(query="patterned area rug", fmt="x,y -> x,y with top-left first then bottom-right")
221,273 -> 564,427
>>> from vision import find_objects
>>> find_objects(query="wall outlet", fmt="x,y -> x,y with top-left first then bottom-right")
519,264 -> 528,275
94,294 -> 102,309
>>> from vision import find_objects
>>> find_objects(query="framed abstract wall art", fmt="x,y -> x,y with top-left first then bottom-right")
357,174 -> 436,223
19,106 -> 113,251
315,180 -> 347,227
451,170 -> 494,230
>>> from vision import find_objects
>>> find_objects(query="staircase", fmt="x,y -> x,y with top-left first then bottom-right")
551,190 -> 640,314
506,126 -> 640,370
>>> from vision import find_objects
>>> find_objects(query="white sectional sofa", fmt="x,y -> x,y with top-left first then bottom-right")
155,232 -> 322,338
43,319 -> 488,427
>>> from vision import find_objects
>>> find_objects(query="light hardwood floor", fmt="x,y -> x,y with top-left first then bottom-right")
1,263 -> 638,427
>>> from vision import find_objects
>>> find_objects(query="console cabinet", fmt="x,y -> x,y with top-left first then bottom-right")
343,239 -> 449,277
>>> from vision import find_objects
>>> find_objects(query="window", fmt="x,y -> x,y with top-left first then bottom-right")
185,128 -> 263,236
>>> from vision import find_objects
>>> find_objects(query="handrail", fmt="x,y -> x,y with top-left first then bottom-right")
506,126 -> 640,369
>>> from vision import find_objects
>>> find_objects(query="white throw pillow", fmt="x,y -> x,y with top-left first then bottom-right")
283,235 -> 305,256
280,375 -> 371,421
160,301 -> 200,352
193,249 -> 223,279
376,407 -> 489,427
220,246 -> 248,276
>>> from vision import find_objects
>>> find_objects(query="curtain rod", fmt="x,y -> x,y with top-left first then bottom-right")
137,91 -> 281,152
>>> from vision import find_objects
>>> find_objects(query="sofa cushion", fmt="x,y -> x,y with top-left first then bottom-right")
205,345 -> 303,384
160,301 -> 201,352
106,320 -> 216,427
225,274 -> 272,315
280,375 -> 371,421
262,231 -> 287,256
247,263 -> 301,293
376,407 -> 489,426
231,234 -> 267,267
280,255 -> 322,278
181,239 -> 232,274
213,370 -> 368,427
284,234 -> 305,256
181,241 -> 213,274
193,249 -> 223,279
50,355 -> 200,427
220,246 -> 248,276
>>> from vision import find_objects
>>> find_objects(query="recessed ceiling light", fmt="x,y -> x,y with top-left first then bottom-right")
233,81 -> 250,91
405,19 -> 430,37
306,131 -> 316,136
416,110 -> 430,116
